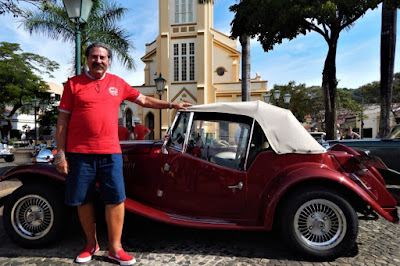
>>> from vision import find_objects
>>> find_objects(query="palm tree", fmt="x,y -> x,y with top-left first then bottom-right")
379,2 -> 397,138
198,0 -> 251,101
21,0 -> 135,74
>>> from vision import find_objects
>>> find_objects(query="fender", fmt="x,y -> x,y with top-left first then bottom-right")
0,163 -> 66,184
262,162 -> 398,230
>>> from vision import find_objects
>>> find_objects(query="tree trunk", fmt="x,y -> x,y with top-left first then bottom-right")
322,38 -> 339,140
379,2 -> 397,138
240,34 -> 251,102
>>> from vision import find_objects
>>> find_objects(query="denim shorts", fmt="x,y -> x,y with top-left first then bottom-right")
64,153 -> 126,206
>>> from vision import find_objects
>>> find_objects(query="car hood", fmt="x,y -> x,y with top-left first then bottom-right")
187,101 -> 326,155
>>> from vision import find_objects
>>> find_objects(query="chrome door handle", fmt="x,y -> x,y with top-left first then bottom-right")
228,182 -> 243,190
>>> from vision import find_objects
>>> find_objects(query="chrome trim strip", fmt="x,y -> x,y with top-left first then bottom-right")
349,173 -> 378,200
243,119 -> 255,171
181,112 -> 194,154
166,213 -> 236,225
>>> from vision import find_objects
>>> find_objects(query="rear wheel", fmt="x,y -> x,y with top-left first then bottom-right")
278,186 -> 358,260
3,183 -> 66,248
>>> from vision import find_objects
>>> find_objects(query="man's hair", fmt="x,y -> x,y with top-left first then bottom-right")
85,42 -> 112,60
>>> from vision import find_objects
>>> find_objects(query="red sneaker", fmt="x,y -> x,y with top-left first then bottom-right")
75,244 -> 100,263
108,249 -> 136,265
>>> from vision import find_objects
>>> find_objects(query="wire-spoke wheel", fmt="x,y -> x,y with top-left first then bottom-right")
4,184 -> 66,248
294,199 -> 346,250
279,186 -> 358,260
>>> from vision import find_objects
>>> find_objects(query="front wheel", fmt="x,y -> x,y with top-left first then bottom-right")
278,186 -> 358,260
3,183 -> 66,248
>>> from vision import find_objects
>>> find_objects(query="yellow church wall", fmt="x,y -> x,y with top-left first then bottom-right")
213,45 -> 237,84
131,0 -> 269,137
211,29 -> 237,50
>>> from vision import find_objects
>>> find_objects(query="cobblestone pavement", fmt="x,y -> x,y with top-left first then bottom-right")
1,161 -> 400,265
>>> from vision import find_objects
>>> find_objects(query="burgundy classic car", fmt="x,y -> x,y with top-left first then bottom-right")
1,101 -> 398,260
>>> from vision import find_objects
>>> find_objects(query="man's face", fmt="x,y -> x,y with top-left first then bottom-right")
87,47 -> 109,78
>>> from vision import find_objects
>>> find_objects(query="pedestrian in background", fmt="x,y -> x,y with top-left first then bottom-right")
54,42 -> 191,265
344,126 -> 360,139
133,117 -> 150,140
118,118 -> 130,141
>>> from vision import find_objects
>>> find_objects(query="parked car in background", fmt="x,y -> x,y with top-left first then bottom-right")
1,101 -> 398,261
0,143 -> 14,162
325,125 -> 400,184
310,131 -> 326,144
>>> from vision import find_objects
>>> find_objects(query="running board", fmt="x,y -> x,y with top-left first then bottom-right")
124,198 -> 263,230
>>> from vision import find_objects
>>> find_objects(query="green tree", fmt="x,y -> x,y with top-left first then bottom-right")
271,83 -> 361,131
271,82 -> 316,123
21,0 -> 135,74
38,97 -> 59,130
230,0 -> 381,140
0,42 -> 59,138
350,72 -> 400,104
198,0 -> 251,101
0,0 -> 54,17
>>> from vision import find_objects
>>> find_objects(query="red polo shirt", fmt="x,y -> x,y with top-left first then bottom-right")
133,124 -> 150,140
59,72 -> 140,154
118,126 -> 130,141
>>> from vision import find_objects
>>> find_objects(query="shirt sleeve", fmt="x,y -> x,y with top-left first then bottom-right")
123,81 -> 141,102
59,79 -> 74,114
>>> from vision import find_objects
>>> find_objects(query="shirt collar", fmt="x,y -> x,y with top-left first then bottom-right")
85,71 -> 106,80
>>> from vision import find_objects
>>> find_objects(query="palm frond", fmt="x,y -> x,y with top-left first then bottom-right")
19,0 -> 135,72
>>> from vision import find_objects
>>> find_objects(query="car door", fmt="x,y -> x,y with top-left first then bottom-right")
156,112 -> 251,219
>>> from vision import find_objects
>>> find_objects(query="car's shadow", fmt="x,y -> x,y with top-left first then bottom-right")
120,213 -> 358,262
0,208 -> 358,264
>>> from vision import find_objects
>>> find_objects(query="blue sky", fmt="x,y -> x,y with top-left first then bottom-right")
0,0 -> 399,90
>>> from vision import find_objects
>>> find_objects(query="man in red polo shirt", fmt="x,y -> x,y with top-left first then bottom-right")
54,42 -> 191,265
133,117 -> 150,140
118,118 -> 130,141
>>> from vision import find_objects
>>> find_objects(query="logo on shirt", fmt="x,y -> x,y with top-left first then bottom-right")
108,87 -> 118,96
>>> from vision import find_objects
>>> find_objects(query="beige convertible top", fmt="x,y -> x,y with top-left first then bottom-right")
186,101 -> 326,155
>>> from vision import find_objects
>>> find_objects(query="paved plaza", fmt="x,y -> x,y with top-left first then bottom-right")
0,160 -> 400,265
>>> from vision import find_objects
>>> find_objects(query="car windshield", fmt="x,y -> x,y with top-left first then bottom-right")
169,111 -> 253,170
389,125 -> 400,139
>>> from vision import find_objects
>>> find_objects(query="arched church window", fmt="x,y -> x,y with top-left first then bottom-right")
125,109 -> 132,130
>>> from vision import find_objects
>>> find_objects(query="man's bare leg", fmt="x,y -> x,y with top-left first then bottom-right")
77,202 -> 98,247
105,202 -> 125,253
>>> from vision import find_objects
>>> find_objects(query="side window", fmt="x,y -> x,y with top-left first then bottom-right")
170,112 -> 190,151
247,122 -> 270,169
185,113 -> 252,171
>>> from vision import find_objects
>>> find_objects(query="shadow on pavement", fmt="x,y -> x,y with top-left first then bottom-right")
0,208 -> 357,263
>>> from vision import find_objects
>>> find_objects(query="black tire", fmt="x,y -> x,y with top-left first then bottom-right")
4,155 -> 14,162
3,183 -> 66,248
278,186 -> 358,261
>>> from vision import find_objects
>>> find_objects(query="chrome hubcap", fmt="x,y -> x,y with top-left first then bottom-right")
294,199 -> 346,250
11,195 -> 54,240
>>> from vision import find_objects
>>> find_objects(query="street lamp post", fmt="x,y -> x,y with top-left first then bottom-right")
120,100 -> 127,125
63,0 -> 94,75
155,73 -> 166,139
273,89 -> 281,101
30,97 -> 39,144
27,97 -> 47,145
263,90 -> 291,108
283,93 -> 292,108
263,93 -> 271,104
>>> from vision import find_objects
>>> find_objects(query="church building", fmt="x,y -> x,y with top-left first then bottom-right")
122,0 -> 268,139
